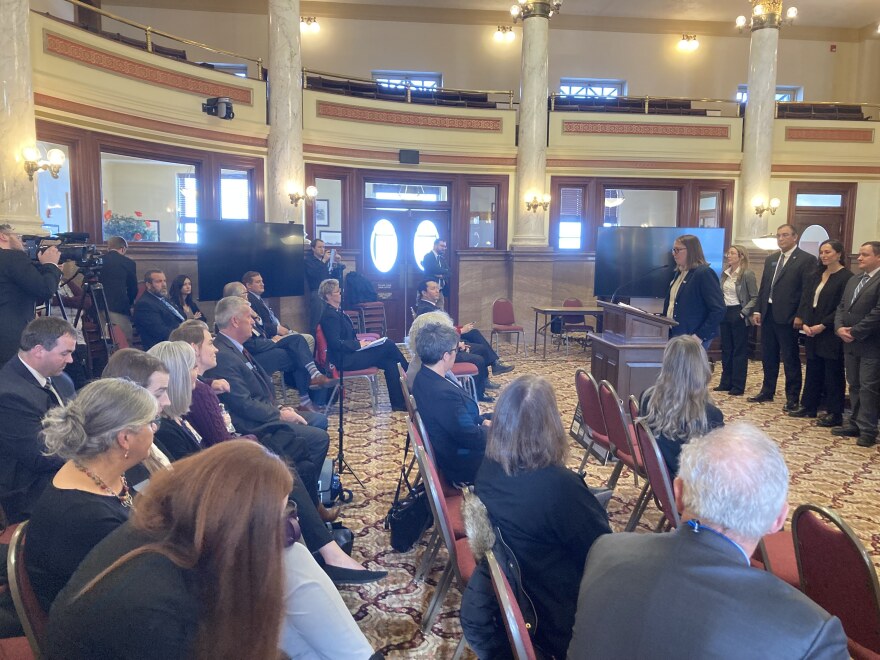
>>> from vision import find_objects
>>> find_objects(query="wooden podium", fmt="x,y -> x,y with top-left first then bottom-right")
588,301 -> 677,401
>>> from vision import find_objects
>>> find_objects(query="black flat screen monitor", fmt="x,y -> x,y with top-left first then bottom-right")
197,221 -> 305,301
594,226 -> 726,299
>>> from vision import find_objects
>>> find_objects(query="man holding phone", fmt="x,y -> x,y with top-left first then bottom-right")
305,239 -> 345,333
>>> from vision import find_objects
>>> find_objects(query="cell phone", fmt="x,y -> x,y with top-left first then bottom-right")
329,248 -> 337,263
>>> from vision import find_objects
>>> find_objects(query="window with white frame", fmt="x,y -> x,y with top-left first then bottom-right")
560,78 -> 626,98
736,84 -> 803,103
372,70 -> 442,90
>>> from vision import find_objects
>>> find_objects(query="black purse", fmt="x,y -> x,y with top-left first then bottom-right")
384,429 -> 433,552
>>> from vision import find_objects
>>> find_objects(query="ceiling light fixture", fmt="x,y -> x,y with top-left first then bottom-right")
300,17 -> 320,33
510,0 -> 563,23
736,1 -> 797,31
678,34 -> 700,51
494,26 -> 516,42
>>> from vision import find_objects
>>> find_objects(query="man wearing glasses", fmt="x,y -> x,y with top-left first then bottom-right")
749,224 -> 816,411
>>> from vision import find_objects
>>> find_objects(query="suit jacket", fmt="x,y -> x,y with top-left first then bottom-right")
132,292 -> 184,350
412,366 -> 487,484
416,299 -> 442,317
319,303 -> 361,367
0,249 -> 62,364
568,525 -> 848,659
153,418 -> 202,462
720,268 -> 759,320
304,253 -> 345,293
0,356 -> 74,521
835,270 -> 880,358
663,265 -> 725,341
757,246 -> 817,324
98,250 -> 138,315
421,250 -> 450,296
248,292 -> 282,338
203,333 -> 282,435
798,268 -> 853,359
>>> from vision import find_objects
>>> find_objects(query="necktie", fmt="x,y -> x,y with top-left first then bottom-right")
159,296 -> 185,321
769,253 -> 786,301
242,347 -> 275,405
852,275 -> 869,304
43,378 -> 63,406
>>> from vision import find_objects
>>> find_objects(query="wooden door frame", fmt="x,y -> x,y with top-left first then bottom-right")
786,181 -> 857,255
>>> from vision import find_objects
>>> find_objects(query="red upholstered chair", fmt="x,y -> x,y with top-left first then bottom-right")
7,522 -> 47,659
490,298 -> 527,356
793,504 -> 880,653
450,361 -> 478,401
573,370 -> 613,474
486,549 -> 537,660
413,428 -> 476,633
754,530 -> 799,589
356,301 -> 387,337
597,380 -> 645,491
313,325 -> 379,413
559,297 -> 593,352
629,415 -> 680,532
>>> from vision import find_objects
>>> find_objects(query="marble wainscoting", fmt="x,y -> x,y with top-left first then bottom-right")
457,250 -> 510,332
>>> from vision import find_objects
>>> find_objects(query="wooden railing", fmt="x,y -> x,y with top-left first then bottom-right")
775,101 -> 880,121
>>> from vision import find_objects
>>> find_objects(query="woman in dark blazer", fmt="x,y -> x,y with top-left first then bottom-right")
790,239 -> 853,426
168,274 -> 202,320
717,245 -> 758,395
663,234 -> 725,350
147,341 -> 203,461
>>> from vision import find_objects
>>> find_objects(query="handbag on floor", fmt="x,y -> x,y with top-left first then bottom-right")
384,428 -> 433,552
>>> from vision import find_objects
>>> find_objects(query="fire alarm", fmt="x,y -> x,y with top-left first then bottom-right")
830,44 -> 837,52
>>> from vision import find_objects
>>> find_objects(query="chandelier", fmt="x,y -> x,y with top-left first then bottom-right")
736,1 -> 798,31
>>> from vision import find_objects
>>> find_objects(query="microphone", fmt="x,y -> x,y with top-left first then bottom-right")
610,264 -> 672,304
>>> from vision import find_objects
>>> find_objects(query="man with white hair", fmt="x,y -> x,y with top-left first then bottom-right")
568,423 -> 847,659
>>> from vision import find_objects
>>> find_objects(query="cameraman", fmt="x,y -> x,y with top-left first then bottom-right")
98,235 -> 138,345
0,224 -> 62,365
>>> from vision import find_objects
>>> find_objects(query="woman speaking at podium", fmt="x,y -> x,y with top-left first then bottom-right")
663,234 -> 725,350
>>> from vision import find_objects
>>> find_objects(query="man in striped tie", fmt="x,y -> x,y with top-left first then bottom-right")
834,241 -> 880,448
133,270 -> 185,350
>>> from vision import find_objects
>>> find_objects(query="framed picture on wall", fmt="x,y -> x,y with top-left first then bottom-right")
315,199 -> 330,227
320,230 -> 341,245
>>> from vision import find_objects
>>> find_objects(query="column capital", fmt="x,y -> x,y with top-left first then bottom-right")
512,0 -> 562,22
749,0 -> 782,31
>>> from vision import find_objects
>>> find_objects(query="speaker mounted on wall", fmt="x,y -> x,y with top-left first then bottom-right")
399,149 -> 420,165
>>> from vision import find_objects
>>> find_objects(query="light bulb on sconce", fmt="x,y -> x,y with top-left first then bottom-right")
289,184 -> 318,206
524,193 -> 551,212
677,34 -> 699,51
22,146 -> 65,181
752,195 -> 781,218
300,17 -> 320,33
494,26 -> 515,42
786,6 -> 798,19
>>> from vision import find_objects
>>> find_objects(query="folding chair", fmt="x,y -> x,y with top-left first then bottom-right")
627,414 -> 681,532
572,370 -> 613,474
7,521 -> 48,659
597,380 -> 645,492
485,549 -> 537,660
450,362 -> 478,401
356,302 -> 387,337
490,298 -> 527,356
314,325 -> 379,413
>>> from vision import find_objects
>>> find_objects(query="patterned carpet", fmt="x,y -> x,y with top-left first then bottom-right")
281,344 -> 880,659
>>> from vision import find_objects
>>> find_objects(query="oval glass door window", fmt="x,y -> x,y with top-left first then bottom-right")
413,219 -> 440,271
370,218 -> 399,273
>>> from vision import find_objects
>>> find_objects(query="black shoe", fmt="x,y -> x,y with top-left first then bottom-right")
492,362 -> 514,376
788,407 -> 817,418
783,400 -> 800,413
728,389 -> 744,396
713,385 -> 731,392
391,405 -> 408,413
485,380 -> 501,390
817,413 -> 843,428
478,393 -> 495,403
747,392 -> 774,403
832,425 -> 860,437
322,564 -> 388,585
856,436 -> 877,448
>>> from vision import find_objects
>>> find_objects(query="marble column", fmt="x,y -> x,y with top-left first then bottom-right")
512,8 -> 552,247
0,0 -> 41,232
739,2 -> 781,238
267,0 -> 304,227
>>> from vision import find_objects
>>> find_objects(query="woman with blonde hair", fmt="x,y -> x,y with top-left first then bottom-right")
461,375 -> 611,659
147,341 -> 203,461
640,335 -> 725,475
47,441 -> 293,660
717,244 -> 758,395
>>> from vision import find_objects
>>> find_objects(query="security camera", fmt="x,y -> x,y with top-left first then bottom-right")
202,97 -> 234,120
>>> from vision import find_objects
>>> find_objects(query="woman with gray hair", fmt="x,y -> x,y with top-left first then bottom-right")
147,341 -> 203,462
406,309 -> 454,387
640,334 -> 724,476
25,378 -> 158,610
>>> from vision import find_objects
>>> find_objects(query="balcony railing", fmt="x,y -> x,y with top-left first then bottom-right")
549,94 -> 742,118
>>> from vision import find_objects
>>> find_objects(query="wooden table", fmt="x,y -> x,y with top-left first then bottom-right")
532,306 -> 604,359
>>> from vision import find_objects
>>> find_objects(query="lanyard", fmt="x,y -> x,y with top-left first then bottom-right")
686,519 -> 750,565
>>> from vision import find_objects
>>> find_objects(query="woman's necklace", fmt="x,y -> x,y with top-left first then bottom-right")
73,461 -> 134,508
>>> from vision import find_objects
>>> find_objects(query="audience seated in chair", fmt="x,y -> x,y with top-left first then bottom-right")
132,270 -> 185,350
461,375 -> 610,659
0,317 -> 77,524
46,441 -> 378,660
25,378 -> 158,611
412,322 -> 492,486
167,274 -> 202,321
318,278 -> 409,411
639,335 -> 724,476
568,423 -> 848,659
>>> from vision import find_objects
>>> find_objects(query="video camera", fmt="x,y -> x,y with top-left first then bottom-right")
22,232 -> 103,273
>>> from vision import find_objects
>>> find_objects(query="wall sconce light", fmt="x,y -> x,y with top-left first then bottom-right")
525,193 -> 551,212
752,195 -> 780,218
300,17 -> 320,33
677,34 -> 699,51
22,146 -> 66,181
494,26 -> 516,42
289,184 -> 318,206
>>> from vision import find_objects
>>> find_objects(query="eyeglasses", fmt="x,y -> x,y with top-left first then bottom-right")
148,416 -> 162,430
671,247 -> 686,254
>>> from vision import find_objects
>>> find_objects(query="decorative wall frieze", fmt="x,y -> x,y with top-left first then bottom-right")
316,100 -> 503,132
562,120 -> 731,139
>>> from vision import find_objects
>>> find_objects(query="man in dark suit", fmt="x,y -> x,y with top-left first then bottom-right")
98,236 -> 138,346
749,224 -> 817,410
421,238 -> 450,301
834,241 -> 880,448
0,317 -> 77,523
412,322 -> 491,484
568,423 -> 847,659
304,239 -> 345,332
132,270 -> 184,350
243,270 -> 292,338
0,223 -> 63,365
